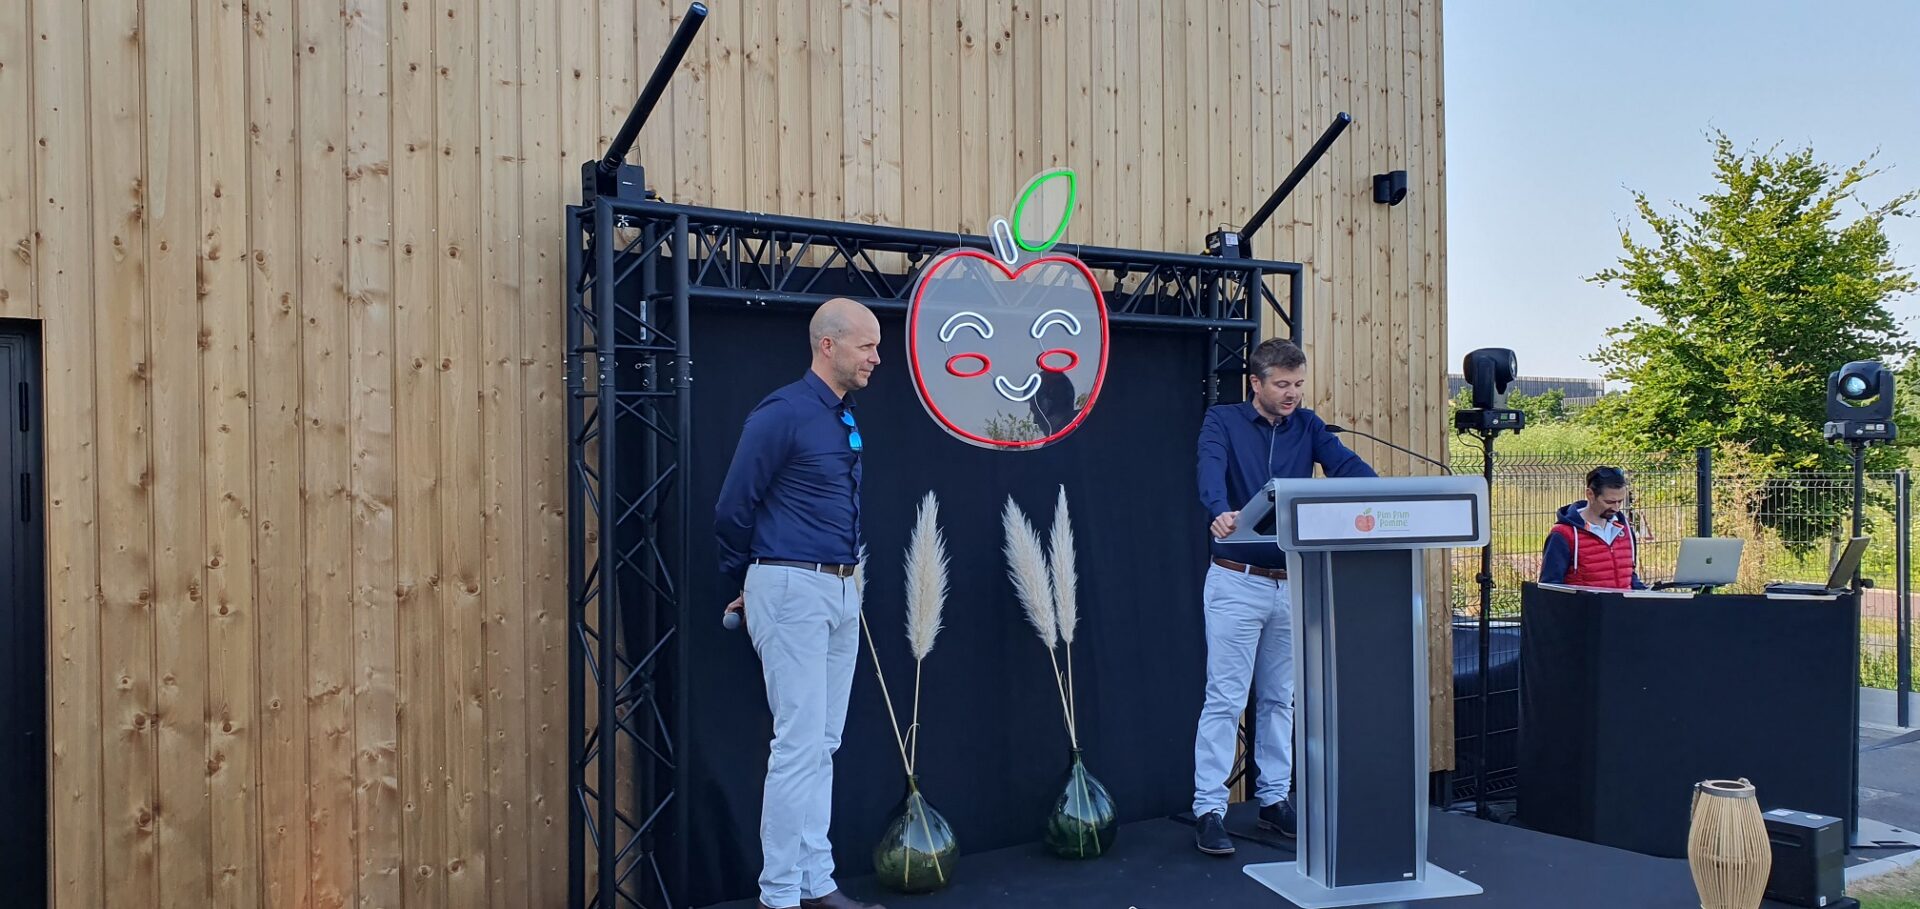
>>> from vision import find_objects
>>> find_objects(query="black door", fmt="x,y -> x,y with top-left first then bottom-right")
0,321 -> 46,907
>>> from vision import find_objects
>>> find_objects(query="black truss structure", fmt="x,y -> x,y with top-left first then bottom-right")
564,195 -> 1305,909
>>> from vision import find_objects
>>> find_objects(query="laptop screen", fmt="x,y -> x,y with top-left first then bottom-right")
1825,537 -> 1870,588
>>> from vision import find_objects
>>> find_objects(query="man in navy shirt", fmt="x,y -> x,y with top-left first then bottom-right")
715,298 -> 887,909
1190,338 -> 1376,856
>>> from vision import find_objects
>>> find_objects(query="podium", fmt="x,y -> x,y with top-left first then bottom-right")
1222,475 -> 1490,907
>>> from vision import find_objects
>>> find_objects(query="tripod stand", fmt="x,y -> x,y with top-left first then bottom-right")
1465,426 -> 1499,820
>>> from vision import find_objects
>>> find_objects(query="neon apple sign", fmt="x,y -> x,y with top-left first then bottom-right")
906,169 -> 1109,450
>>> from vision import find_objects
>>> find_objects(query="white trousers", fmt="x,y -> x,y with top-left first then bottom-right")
745,563 -> 861,908
1191,563 -> 1296,818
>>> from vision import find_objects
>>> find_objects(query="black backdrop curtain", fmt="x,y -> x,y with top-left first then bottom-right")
654,303 -> 1216,906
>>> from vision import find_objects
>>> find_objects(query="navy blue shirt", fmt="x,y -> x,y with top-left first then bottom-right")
1197,403 -> 1376,568
715,372 -> 863,583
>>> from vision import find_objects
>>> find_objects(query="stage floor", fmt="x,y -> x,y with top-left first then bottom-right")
702,800 -> 1831,908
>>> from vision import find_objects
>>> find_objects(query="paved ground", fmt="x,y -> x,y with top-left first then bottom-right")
1862,725 -> 1920,836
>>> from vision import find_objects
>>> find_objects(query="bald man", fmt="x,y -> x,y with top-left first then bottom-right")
715,298 -> 886,909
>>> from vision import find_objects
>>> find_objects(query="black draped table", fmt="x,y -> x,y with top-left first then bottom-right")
1517,582 -> 1858,857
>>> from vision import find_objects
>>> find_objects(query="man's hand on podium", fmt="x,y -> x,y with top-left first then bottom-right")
1211,511 -> 1239,539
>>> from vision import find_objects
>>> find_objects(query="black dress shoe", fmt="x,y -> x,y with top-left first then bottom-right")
1194,810 -> 1234,855
1259,797 -> 1297,838
801,890 -> 886,909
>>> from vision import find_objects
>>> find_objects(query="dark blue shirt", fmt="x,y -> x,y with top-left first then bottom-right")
715,372 -> 863,582
1197,403 -> 1376,568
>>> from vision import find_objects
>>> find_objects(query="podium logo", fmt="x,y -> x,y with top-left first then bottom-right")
1354,506 -> 1413,534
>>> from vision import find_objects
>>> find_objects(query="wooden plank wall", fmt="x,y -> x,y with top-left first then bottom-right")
10,0 -> 1446,904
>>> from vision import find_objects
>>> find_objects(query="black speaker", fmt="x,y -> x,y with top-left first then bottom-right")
1764,808 -> 1849,907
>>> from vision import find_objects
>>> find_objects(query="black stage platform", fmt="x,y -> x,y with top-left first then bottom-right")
702,800 -> 1832,908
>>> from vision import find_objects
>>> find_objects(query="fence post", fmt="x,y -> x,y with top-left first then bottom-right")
1695,447 -> 1713,537
1899,469 -> 1912,727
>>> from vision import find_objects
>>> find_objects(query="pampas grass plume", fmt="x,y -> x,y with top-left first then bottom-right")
1003,498 -> 1057,647
1049,486 -> 1079,646
905,492 -> 949,661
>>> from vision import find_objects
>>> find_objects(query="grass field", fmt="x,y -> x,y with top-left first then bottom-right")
1857,862 -> 1920,907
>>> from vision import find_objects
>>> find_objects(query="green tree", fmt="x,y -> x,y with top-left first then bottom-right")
1585,133 -> 1916,473
1585,134 -> 1917,545
1519,388 -> 1568,424
1451,385 -> 1569,424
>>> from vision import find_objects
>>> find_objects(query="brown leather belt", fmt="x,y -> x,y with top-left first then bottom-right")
752,558 -> 858,578
1212,557 -> 1287,580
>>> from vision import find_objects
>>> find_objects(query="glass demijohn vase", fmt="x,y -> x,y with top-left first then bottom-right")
1043,749 -> 1117,858
873,775 -> 958,893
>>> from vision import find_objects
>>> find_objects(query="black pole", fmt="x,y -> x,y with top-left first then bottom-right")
594,196 -> 1304,277
1696,447 -> 1712,537
1288,270 -> 1304,350
564,207 -> 587,909
1475,429 -> 1496,819
635,219 -> 660,900
1241,113 -> 1353,244
672,213 -> 694,904
594,196 -> 620,905
1204,272 -> 1221,404
1850,440 -> 1866,843
1852,442 -> 1866,580
1898,469 -> 1912,728
674,285 -> 1261,332
595,2 -> 710,196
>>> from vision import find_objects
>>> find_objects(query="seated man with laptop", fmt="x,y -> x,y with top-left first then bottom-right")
1538,462 -> 1864,595
1540,466 -> 1646,590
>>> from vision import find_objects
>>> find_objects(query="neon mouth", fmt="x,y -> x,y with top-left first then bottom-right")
994,373 -> 1041,402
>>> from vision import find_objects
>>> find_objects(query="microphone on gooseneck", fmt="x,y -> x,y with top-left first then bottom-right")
1323,423 -> 1454,475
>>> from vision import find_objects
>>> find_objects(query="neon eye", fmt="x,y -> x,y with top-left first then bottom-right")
1029,309 -> 1083,338
939,311 -> 995,342
1037,349 -> 1078,373
946,353 -> 991,378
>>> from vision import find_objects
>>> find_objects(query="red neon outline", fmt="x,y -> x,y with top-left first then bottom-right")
1036,348 -> 1079,373
946,352 -> 992,378
907,248 -> 1110,449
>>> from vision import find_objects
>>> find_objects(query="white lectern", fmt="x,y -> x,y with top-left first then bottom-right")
1222,475 -> 1490,907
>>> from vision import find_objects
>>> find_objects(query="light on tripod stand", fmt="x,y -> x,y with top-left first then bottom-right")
1824,359 -> 1896,442
1820,358 -> 1895,844
1452,346 -> 1526,822
1454,347 -> 1526,434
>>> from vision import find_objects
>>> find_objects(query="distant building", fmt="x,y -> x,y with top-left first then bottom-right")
1447,374 -> 1609,410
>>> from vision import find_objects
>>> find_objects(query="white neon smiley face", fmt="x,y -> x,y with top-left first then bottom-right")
907,249 -> 1109,449
938,308 -> 1085,404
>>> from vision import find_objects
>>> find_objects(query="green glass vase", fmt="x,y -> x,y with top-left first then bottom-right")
1044,749 -> 1117,858
873,775 -> 958,893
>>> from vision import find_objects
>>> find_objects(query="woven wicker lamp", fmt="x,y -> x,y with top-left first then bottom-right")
1687,778 -> 1772,909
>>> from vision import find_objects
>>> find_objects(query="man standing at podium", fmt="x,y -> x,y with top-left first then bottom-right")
1191,338 -> 1376,855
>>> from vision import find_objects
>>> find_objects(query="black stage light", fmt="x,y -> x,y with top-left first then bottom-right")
1823,359 -> 1895,442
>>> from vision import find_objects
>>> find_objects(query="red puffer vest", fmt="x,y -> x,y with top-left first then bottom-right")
1549,503 -> 1637,589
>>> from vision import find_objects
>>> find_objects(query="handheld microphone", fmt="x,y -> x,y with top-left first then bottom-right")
722,609 -> 742,631
1324,423 -> 1453,475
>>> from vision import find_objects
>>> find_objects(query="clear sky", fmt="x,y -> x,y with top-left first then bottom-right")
1443,0 -> 1920,381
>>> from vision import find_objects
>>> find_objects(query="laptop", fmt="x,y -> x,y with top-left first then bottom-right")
1765,536 -> 1869,596
1660,537 -> 1744,589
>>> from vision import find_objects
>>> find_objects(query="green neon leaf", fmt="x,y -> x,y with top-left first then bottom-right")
1012,169 -> 1077,252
